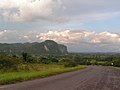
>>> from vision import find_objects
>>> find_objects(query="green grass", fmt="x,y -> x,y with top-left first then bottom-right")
112,66 -> 120,70
0,64 -> 86,85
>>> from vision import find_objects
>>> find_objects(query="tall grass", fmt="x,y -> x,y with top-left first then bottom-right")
0,64 -> 86,85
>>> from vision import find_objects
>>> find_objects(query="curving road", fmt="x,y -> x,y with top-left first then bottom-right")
0,66 -> 120,90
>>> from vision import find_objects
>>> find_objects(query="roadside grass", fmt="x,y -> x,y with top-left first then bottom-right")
0,64 -> 86,85
112,66 -> 120,70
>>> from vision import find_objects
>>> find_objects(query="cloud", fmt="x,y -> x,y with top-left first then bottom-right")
61,0 -> 120,15
35,30 -> 120,45
95,32 -> 120,44
0,29 -> 120,52
0,30 -> 7,37
0,30 -> 21,43
60,0 -> 120,23
35,30 -> 120,52
0,0 -> 120,23
0,0 -> 65,22
1,29 -> 120,45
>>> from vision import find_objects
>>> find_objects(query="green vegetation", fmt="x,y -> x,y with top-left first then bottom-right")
0,40 -> 68,55
69,53 -> 120,67
0,53 -> 86,85
0,52 -> 120,85
0,40 -> 120,85
0,64 -> 85,85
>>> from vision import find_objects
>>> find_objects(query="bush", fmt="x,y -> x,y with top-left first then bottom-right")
64,59 -> 78,67
0,55 -> 21,71
113,60 -> 120,67
90,60 -> 98,65
39,56 -> 51,64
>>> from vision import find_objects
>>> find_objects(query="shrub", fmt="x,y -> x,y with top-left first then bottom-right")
64,59 -> 78,67
39,56 -> 51,64
113,60 -> 120,67
0,55 -> 21,71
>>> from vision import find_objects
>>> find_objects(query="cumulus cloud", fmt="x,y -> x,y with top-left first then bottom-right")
0,0 -> 120,23
1,29 -> 120,52
34,30 -> 120,52
34,30 -> 120,45
1,30 -> 120,45
0,30 -> 7,37
0,0 -> 65,22
95,32 -> 120,44
0,30 -> 21,43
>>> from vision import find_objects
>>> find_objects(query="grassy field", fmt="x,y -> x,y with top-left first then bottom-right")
0,64 -> 86,85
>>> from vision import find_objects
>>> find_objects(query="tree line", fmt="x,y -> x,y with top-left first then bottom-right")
0,53 -> 120,71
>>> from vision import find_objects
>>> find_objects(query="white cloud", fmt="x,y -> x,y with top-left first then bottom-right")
0,29 -> 120,52
0,0 -> 120,23
61,0 -> 120,15
0,0 -> 64,22
0,30 -> 7,36
22,30 -> 120,45
95,32 -> 120,44
0,30 -> 20,43
60,0 -> 120,23
1,30 -> 120,45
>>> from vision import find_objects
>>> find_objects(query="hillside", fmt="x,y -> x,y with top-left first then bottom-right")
0,40 -> 68,55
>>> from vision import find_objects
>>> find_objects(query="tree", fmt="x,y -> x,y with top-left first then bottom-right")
22,52 -> 28,62
113,60 -> 120,67
0,54 -> 21,71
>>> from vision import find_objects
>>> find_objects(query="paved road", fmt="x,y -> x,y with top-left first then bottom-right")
0,66 -> 120,90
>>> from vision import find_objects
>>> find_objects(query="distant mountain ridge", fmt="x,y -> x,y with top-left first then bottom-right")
0,40 -> 68,55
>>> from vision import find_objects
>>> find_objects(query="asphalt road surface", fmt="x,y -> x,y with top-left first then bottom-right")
0,66 -> 120,90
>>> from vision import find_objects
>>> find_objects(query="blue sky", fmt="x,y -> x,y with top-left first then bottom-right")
0,0 -> 120,52
82,16 -> 120,32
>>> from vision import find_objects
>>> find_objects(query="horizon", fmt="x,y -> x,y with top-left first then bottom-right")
0,40 -> 120,53
0,0 -> 120,52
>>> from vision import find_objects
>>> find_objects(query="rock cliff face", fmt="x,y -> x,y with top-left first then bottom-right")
0,40 -> 68,55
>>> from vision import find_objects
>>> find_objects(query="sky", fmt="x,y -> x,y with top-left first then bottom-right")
0,0 -> 120,52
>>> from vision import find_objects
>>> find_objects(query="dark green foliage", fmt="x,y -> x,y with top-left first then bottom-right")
90,60 -> 98,65
63,59 -> 78,67
113,60 -> 120,67
0,40 -> 68,55
39,56 -> 51,64
103,61 -> 112,66
21,53 -> 38,63
22,52 -> 28,62
26,55 -> 36,63
73,56 -> 91,65
86,60 -> 91,65
47,56 -> 59,63
0,54 -> 21,71
51,58 -> 59,63
0,52 -> 120,72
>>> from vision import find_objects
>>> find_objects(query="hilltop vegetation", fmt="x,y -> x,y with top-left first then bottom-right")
0,40 -> 68,55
